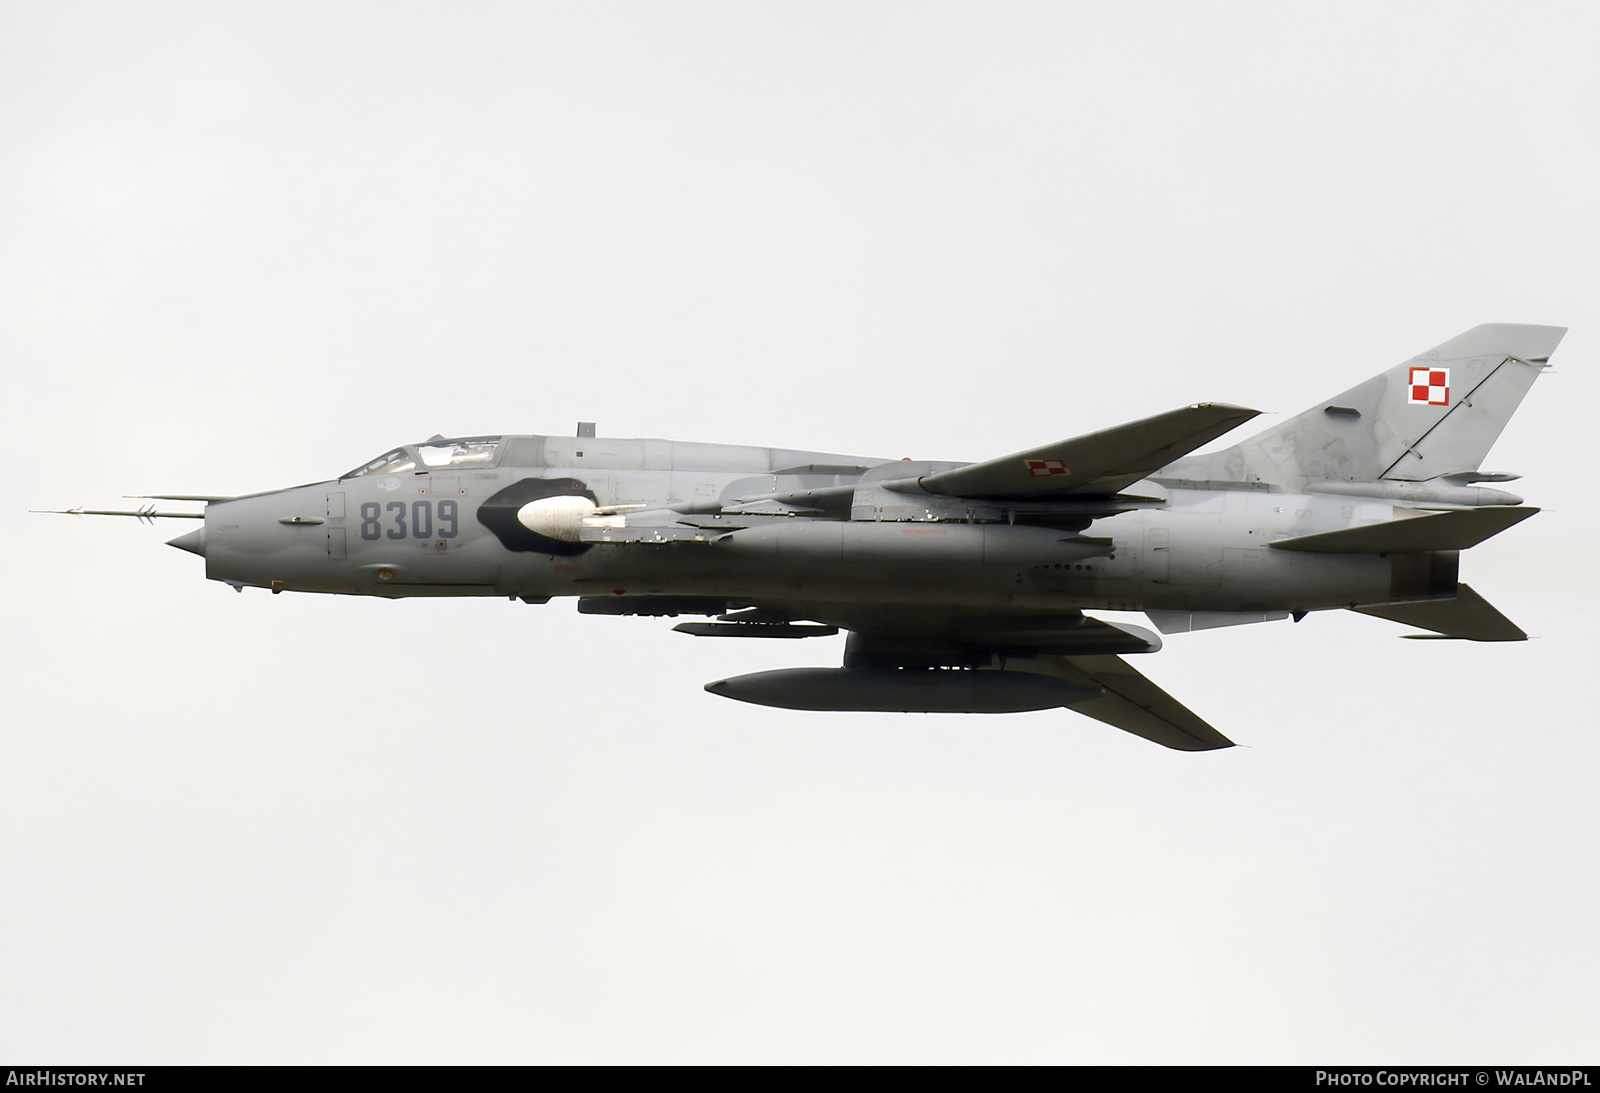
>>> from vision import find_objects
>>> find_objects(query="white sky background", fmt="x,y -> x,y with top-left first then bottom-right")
3,1 -> 1598,1064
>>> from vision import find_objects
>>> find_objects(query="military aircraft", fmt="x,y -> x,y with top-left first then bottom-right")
40,323 -> 1562,751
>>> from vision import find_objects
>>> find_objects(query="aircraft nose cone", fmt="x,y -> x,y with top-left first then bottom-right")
167,527 -> 207,557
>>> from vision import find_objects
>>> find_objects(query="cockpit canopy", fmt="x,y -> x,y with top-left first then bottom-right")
342,436 -> 503,479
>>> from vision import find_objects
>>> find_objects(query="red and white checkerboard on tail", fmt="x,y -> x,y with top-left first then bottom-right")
1026,459 -> 1069,477
1408,366 -> 1450,406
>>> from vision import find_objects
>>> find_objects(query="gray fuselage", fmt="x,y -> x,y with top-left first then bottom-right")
200,434 -> 1409,625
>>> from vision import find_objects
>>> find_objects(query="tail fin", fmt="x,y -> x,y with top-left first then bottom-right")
1162,324 -> 1565,489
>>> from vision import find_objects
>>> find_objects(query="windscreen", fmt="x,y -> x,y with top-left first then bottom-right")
342,437 -> 502,479
417,437 -> 500,469
343,448 -> 418,478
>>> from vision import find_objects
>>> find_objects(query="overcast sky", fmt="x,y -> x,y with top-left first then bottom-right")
3,1 -> 1598,1064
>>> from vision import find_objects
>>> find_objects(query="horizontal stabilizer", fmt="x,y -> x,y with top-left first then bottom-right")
919,403 -> 1260,499
1268,506 -> 1538,553
1350,584 -> 1526,641
1022,655 -> 1236,751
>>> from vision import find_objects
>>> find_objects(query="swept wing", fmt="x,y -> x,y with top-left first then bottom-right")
1014,654 -> 1236,751
1351,584 -> 1526,642
918,403 -> 1260,499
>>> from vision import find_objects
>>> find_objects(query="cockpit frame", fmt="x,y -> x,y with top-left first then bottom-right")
341,436 -> 505,480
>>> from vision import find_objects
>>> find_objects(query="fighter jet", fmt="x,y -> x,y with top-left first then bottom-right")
40,323 -> 1561,751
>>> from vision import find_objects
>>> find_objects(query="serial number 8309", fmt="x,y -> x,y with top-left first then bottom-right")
359,500 -> 459,541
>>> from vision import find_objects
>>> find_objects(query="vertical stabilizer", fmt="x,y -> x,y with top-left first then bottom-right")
1161,324 -> 1564,489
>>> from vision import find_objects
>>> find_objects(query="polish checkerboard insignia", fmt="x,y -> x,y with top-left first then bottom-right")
1408,366 -> 1450,406
1026,459 -> 1069,477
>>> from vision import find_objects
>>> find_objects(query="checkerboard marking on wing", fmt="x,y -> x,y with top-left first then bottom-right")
1026,459 -> 1069,477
